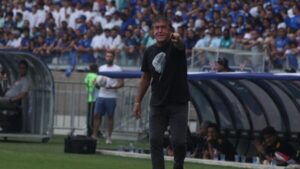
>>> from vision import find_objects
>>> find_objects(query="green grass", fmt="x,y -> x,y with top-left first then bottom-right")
0,136 -> 243,169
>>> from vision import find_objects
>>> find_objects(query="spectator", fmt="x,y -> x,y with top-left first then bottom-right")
209,27 -> 222,48
184,28 -> 198,58
14,12 -> 24,31
84,63 -> 98,136
41,29 -> 57,55
92,51 -> 124,144
122,28 -> 139,66
203,123 -> 236,161
282,6 -> 300,30
271,28 -> 289,69
72,32 -> 94,64
191,121 -> 211,158
19,28 -> 31,51
110,26 -> 123,55
285,40 -> 299,72
220,28 -> 234,49
3,11 -> 14,31
255,126 -> 296,166
5,30 -> 21,49
93,27 -> 112,65
213,57 -> 233,72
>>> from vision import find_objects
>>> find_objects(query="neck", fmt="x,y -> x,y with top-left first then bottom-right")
156,40 -> 169,47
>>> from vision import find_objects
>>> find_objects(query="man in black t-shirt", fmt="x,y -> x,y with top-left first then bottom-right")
202,123 -> 236,161
133,15 -> 190,169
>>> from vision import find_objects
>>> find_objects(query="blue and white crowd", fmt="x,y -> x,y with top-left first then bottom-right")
0,0 -> 299,71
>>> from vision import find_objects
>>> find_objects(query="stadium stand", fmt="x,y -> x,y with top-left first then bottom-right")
0,0 -> 298,72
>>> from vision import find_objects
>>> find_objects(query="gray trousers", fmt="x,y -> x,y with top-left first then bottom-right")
149,103 -> 188,169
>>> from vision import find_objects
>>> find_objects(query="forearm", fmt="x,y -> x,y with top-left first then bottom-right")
10,91 -> 27,102
115,79 -> 124,89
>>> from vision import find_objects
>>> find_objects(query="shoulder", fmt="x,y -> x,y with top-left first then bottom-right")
112,64 -> 122,71
145,44 -> 156,53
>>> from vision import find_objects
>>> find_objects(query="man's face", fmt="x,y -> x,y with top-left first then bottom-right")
18,64 -> 27,77
105,53 -> 114,65
207,127 -> 218,141
153,20 -> 171,44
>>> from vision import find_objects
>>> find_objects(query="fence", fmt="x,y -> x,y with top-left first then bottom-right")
189,48 -> 266,72
44,50 -> 142,71
53,79 -> 150,138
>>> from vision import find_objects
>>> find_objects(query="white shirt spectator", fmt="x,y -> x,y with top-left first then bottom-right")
93,14 -> 105,25
100,34 -> 113,49
209,37 -> 222,48
52,8 -> 61,28
59,6 -> 72,23
91,34 -> 103,49
69,9 -> 83,29
98,64 -> 122,98
195,18 -> 205,29
12,6 -> 23,20
92,1 -> 100,12
28,11 -> 39,28
111,35 -> 122,50
36,9 -> 46,26
112,15 -> 123,28
194,34 -> 211,48
249,6 -> 259,18
22,9 -> 31,23
83,10 -> 95,22
7,37 -> 22,48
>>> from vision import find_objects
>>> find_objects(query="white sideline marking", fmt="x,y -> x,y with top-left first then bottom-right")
97,149 -> 285,169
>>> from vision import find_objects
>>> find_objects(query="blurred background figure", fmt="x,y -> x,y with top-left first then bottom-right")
255,126 -> 296,166
84,63 -> 98,136
202,123 -> 236,161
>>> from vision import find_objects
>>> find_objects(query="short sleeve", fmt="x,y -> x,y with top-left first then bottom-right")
141,48 -> 150,72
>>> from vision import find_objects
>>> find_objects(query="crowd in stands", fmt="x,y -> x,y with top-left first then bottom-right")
0,0 -> 299,71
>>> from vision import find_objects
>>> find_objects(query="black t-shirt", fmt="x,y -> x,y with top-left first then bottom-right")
141,40 -> 190,106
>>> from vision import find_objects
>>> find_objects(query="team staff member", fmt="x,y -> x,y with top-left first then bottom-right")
133,16 -> 190,169
92,51 -> 124,144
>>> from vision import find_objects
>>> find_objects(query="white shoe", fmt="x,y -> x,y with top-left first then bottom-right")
105,138 -> 112,144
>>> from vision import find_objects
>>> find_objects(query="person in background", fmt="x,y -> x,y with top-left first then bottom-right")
203,123 -> 236,161
0,60 -> 29,109
84,63 -> 98,136
213,57 -> 233,72
255,126 -> 296,166
191,121 -> 211,158
92,51 -> 124,144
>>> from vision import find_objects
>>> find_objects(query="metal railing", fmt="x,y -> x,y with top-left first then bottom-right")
53,79 -> 150,136
189,48 -> 266,72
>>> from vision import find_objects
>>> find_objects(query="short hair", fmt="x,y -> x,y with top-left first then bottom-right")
207,123 -> 220,133
200,120 -> 211,129
152,15 -> 173,30
106,50 -> 115,58
216,57 -> 229,68
18,59 -> 28,69
261,126 -> 277,136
